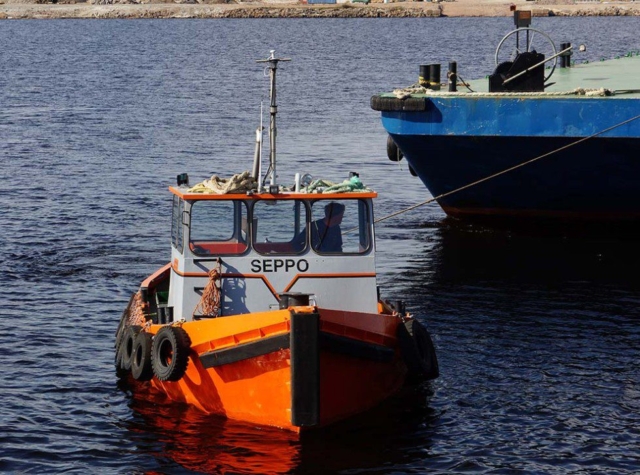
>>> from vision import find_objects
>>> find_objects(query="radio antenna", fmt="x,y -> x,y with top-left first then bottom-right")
257,50 -> 290,191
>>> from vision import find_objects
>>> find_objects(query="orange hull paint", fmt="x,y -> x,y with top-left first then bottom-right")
152,348 -> 295,429
130,307 -> 406,431
317,350 -> 406,428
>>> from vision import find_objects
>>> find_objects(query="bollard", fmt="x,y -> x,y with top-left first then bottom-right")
448,61 -> 457,92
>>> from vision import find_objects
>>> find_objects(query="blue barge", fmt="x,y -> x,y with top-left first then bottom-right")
371,14 -> 640,222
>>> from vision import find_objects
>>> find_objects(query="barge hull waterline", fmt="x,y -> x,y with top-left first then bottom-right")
388,133 -> 640,220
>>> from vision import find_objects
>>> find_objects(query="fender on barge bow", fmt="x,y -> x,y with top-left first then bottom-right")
115,51 -> 438,432
372,10 -> 640,223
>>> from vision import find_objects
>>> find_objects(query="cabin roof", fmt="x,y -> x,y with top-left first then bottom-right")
169,187 -> 378,201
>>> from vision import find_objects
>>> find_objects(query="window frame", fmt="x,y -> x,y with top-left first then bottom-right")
171,195 -> 185,253
309,198 -> 372,256
188,199 -> 249,257
251,199 -> 310,256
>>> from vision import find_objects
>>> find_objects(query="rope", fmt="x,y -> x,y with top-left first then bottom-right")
456,72 -> 474,93
127,291 -> 147,326
188,171 -> 257,194
301,175 -> 372,194
612,89 -> 640,95
193,258 -> 222,318
375,113 -> 640,225
392,86 -> 613,99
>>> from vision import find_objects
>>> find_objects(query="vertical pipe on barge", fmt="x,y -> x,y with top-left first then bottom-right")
448,61 -> 457,92
429,63 -> 441,90
419,64 -> 429,87
560,42 -> 572,68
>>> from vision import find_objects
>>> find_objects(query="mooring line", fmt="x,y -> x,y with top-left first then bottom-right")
374,113 -> 640,225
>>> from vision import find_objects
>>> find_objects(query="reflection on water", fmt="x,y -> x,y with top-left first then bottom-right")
3,16 -> 640,475
124,380 -> 437,474
125,384 -> 299,474
391,220 -> 640,473
296,384 -> 438,474
422,219 -> 640,289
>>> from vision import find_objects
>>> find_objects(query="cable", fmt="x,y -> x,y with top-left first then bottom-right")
374,113 -> 640,225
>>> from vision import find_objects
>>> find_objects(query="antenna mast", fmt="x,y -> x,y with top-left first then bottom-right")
257,50 -> 290,190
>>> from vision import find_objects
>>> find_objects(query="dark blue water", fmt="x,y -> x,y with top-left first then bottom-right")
1,17 -> 639,474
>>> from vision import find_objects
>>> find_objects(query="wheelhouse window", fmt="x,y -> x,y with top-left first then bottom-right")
189,200 -> 248,256
253,200 -> 308,255
310,199 -> 371,254
171,195 -> 184,252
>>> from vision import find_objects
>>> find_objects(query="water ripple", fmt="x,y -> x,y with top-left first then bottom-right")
1,16 -> 640,475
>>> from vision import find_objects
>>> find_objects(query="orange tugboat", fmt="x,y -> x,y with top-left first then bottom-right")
115,52 -> 438,432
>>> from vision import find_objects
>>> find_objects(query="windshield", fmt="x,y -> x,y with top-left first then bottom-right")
189,200 -> 249,256
253,200 -> 308,255
253,198 -> 371,255
185,198 -> 372,257
309,199 -> 371,254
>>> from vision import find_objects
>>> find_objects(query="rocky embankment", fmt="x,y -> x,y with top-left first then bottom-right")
0,2 -> 439,19
1,0 -> 639,19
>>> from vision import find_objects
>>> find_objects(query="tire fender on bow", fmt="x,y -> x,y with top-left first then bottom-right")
121,325 -> 142,372
397,318 -> 439,383
151,326 -> 191,382
131,331 -> 154,382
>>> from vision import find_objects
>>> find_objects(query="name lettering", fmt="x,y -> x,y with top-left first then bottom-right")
251,259 -> 309,273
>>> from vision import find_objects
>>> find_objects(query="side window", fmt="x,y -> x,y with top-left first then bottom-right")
189,200 -> 248,256
253,200 -> 307,255
310,199 -> 370,254
171,196 -> 184,252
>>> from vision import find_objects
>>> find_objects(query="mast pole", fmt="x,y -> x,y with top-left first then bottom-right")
257,50 -> 290,190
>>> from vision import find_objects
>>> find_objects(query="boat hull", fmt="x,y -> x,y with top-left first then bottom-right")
119,304 -> 410,432
391,133 -> 640,220
375,55 -> 640,222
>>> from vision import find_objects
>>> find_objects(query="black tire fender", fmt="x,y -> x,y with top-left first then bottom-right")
115,330 -> 125,368
386,135 -> 404,162
115,330 -> 128,378
131,331 -> 154,382
151,326 -> 191,382
122,325 -> 142,372
397,319 -> 439,382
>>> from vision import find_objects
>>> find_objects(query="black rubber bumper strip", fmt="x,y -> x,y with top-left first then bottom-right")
320,332 -> 394,362
199,333 -> 290,368
370,95 -> 429,112
198,331 -> 395,369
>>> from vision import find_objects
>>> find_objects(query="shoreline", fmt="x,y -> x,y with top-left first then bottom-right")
1,0 -> 639,19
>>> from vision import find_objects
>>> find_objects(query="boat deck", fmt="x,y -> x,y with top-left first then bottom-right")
541,54 -> 640,96
389,53 -> 640,99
